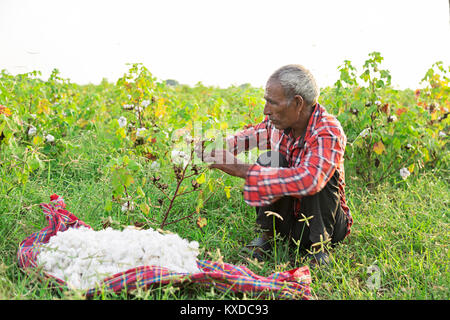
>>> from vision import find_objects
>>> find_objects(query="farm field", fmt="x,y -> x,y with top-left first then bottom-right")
0,53 -> 448,300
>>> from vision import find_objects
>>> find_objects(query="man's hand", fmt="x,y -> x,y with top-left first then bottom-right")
202,149 -> 241,165
201,149 -> 251,179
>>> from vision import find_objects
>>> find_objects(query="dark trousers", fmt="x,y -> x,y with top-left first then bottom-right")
255,151 -> 348,249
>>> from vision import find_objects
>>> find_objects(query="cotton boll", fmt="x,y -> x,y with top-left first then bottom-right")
400,167 -> 411,180
136,127 -> 147,138
28,126 -> 37,136
118,116 -> 127,128
358,128 -> 370,138
150,161 -> 160,170
45,134 -> 55,143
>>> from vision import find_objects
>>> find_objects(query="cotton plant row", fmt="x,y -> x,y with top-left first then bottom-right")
37,226 -> 201,290
322,54 -> 449,186
355,128 -> 414,181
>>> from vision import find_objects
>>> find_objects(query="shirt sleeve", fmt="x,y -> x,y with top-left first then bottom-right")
243,129 -> 346,207
226,117 -> 271,155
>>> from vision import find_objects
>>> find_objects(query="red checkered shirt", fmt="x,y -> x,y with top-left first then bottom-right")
226,103 -> 353,237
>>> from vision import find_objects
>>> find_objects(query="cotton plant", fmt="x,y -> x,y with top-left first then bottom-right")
37,226 -> 201,290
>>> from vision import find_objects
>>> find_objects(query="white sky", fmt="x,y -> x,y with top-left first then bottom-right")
0,0 -> 449,89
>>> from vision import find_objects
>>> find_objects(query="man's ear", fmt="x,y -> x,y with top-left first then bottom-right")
294,95 -> 305,113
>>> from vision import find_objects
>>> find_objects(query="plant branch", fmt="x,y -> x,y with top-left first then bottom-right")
160,162 -> 190,229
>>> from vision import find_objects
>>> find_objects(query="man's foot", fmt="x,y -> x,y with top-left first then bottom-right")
241,234 -> 272,262
306,250 -> 330,267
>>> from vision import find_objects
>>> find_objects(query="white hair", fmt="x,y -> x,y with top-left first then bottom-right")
269,64 -> 320,106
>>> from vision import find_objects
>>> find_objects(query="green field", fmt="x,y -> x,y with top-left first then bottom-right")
0,54 -> 448,299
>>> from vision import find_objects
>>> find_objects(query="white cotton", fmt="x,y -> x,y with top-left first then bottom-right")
399,167 -> 411,180
358,128 -> 370,138
136,127 -> 147,137
118,116 -> 127,128
150,161 -> 160,170
28,126 -> 37,136
45,134 -> 55,143
171,150 -> 190,166
121,201 -> 135,212
387,115 -> 397,122
37,226 -> 201,290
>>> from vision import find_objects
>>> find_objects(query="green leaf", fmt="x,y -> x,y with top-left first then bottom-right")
105,199 -> 113,212
196,194 -> 204,213
122,155 -> 130,166
27,155 -> 42,171
122,173 -> 134,187
208,179 -> 214,192
116,127 -> 126,138
224,186 -> 231,199
136,186 -> 145,197
376,80 -> 385,88
139,202 -> 150,215
196,173 -> 206,184
32,135 -> 43,146
127,159 -> 140,171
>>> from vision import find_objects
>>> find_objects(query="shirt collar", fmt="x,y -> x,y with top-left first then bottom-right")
284,103 -> 319,144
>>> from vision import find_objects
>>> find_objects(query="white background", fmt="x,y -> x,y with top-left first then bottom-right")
0,0 -> 449,89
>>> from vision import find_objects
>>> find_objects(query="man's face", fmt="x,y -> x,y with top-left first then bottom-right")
263,80 -> 300,130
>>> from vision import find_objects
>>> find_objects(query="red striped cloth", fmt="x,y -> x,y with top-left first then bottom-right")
17,194 -> 311,299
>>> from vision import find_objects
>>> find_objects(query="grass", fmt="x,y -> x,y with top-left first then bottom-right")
0,130 -> 448,300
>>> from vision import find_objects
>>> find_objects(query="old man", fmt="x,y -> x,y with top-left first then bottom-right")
200,65 -> 353,266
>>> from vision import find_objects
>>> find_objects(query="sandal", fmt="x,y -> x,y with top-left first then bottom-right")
240,236 -> 272,262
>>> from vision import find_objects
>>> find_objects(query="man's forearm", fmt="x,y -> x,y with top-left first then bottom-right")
209,163 -> 252,179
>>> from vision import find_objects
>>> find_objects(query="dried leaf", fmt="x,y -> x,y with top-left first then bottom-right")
373,141 -> 385,155
196,216 -> 207,228
395,107 -> 407,116
265,210 -> 284,221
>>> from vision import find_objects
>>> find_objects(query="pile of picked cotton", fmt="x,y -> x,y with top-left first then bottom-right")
37,226 -> 200,290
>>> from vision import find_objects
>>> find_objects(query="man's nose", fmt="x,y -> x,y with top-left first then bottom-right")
263,103 -> 271,115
